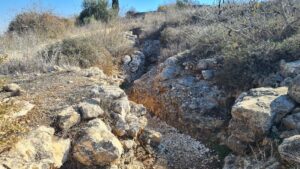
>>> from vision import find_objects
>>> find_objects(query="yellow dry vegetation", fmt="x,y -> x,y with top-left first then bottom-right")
0,92 -> 28,152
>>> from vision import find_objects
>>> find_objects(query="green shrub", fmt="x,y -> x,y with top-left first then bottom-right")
77,0 -> 113,25
8,12 -> 74,39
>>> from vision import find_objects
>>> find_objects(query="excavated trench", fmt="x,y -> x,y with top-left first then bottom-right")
120,31 -> 235,168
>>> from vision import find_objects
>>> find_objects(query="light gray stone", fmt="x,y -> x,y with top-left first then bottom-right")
0,126 -> 71,169
57,106 -> 81,130
279,135 -> 300,164
227,87 -> 295,153
282,112 -> 300,130
73,119 -> 123,166
288,75 -> 300,103
78,101 -> 104,120
202,70 -> 214,80
280,60 -> 300,77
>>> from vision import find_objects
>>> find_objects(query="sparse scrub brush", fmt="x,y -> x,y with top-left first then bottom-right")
40,37 -> 116,73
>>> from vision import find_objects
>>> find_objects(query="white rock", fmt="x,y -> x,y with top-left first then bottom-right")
280,59 -> 300,77
78,101 -> 104,120
73,119 -> 123,166
288,75 -> 300,103
139,129 -> 162,145
279,135 -> 300,164
57,106 -> 81,130
0,126 -> 71,169
122,55 -> 132,64
3,83 -> 21,93
227,87 -> 295,152
122,140 -> 137,150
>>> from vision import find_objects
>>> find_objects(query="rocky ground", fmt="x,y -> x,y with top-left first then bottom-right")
1,11 -> 300,168
0,67 -> 220,169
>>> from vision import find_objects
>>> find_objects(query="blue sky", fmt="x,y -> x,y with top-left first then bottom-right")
0,0 -> 214,34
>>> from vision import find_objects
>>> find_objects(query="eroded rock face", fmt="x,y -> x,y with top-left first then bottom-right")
0,126 -> 71,169
130,51 -> 230,140
288,75 -> 300,104
226,87 -> 295,153
278,135 -> 300,164
73,119 -> 124,166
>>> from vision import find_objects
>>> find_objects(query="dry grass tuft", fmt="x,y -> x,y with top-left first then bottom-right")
0,18 -> 134,75
0,101 -> 28,152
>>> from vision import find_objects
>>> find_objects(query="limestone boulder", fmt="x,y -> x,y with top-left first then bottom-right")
139,129 -> 162,146
282,112 -> 300,130
96,85 -> 131,116
78,101 -> 104,120
2,83 -> 21,93
126,113 -> 147,138
2,83 -> 23,96
57,106 -> 81,130
121,140 -> 137,150
0,126 -> 71,169
73,119 -> 123,166
280,60 -> 300,77
226,87 -> 295,153
91,85 -> 147,138
112,103 -> 148,138
288,75 -> 300,103
278,135 -> 300,164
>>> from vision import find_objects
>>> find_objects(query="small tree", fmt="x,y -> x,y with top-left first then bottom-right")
78,0 -> 111,24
